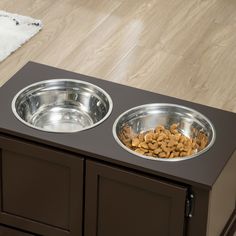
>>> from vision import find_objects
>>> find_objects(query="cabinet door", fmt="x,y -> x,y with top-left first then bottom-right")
85,160 -> 187,236
0,136 -> 83,236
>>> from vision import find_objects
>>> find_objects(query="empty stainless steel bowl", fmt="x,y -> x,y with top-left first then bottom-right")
12,79 -> 113,132
113,103 -> 216,161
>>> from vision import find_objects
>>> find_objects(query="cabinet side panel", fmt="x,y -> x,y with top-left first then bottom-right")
207,150 -> 236,236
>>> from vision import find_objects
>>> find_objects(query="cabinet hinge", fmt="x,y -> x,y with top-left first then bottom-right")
185,192 -> 194,218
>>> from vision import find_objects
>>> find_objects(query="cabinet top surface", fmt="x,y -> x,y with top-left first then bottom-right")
0,62 -> 235,189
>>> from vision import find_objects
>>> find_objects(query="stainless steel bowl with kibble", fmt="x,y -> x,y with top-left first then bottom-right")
113,103 -> 216,161
12,79 -> 113,133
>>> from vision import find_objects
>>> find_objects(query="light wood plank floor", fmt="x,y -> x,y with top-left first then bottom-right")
0,0 -> 236,113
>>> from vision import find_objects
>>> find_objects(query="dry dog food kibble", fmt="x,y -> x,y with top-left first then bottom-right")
119,123 -> 208,158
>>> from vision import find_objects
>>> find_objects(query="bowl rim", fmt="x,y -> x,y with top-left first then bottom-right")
112,103 -> 216,162
11,78 -> 113,133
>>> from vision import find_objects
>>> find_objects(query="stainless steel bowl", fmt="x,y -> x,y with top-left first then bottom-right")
113,103 -> 216,161
12,79 -> 113,133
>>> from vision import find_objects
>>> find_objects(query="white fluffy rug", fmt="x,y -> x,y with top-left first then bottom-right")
0,10 -> 42,62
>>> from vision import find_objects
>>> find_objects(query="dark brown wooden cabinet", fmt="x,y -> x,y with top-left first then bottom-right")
85,160 -> 187,236
0,61 -> 235,236
0,136 -> 84,236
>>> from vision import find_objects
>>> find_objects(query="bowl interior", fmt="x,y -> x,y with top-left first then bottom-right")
12,79 -> 113,132
113,104 -> 215,161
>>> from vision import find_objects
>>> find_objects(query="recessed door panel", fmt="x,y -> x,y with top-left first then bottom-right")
85,160 -> 187,236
